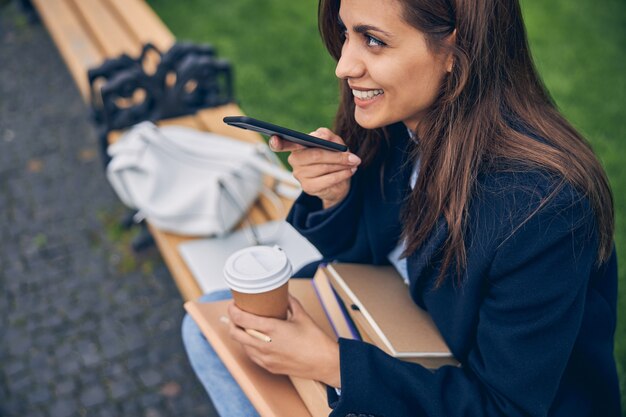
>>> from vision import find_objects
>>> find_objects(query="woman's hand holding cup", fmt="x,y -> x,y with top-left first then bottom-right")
270,128 -> 361,209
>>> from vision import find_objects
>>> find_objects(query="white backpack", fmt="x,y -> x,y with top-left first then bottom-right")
106,121 -> 299,237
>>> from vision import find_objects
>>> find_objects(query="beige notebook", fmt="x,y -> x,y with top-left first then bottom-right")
184,279 -> 333,417
326,263 -> 459,368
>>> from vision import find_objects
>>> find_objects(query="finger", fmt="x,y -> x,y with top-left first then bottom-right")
228,303 -> 277,334
228,321 -> 269,348
269,135 -> 306,152
289,148 -> 360,168
238,343 -> 267,367
304,168 -> 357,195
242,345 -> 278,373
309,128 -> 346,145
293,163 -> 354,183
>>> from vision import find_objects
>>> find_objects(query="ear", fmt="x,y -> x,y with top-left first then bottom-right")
445,29 -> 457,73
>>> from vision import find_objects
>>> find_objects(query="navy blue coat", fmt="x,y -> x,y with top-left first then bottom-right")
287,123 -> 620,417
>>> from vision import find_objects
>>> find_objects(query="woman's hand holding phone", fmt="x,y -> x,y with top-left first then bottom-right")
270,128 -> 361,209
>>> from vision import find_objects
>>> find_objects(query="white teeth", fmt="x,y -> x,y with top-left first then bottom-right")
352,89 -> 383,100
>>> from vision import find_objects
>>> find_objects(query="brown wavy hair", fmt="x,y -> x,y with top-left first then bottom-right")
318,0 -> 614,285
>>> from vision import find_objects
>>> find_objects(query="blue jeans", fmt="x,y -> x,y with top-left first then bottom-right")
181,290 -> 260,417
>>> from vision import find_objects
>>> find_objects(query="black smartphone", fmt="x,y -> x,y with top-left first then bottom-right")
223,116 -> 348,152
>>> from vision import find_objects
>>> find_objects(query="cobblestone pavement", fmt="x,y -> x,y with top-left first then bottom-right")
0,3 -> 219,416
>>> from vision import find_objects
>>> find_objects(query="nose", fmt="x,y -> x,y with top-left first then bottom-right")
335,41 -> 365,80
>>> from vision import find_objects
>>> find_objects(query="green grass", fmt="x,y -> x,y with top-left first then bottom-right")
147,0 -> 626,409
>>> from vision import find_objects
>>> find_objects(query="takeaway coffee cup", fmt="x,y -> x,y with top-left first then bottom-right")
223,245 -> 293,320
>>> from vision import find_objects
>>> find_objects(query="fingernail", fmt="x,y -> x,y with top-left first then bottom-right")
348,154 -> 361,164
351,167 -> 357,174
269,137 -> 277,149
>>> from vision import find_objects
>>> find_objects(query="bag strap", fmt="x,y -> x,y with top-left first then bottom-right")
219,180 -> 287,245
249,144 -> 301,200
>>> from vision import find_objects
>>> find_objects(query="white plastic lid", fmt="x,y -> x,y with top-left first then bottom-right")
223,245 -> 292,294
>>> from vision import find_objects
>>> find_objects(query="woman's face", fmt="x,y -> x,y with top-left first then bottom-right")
336,0 -> 452,132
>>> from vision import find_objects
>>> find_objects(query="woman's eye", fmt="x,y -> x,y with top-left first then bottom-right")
365,34 -> 385,47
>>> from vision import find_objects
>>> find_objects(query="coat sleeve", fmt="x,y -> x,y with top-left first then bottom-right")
287,173 -> 376,263
328,186 -> 599,417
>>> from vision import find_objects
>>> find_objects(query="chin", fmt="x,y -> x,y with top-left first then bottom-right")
354,112 -> 385,130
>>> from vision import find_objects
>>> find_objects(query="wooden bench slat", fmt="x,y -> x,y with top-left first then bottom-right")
197,104 -> 266,144
148,226 -> 204,300
71,0 -> 142,57
157,114 -> 205,130
105,0 -> 175,53
31,0 -> 104,101
106,110 -> 207,145
247,205 -> 275,225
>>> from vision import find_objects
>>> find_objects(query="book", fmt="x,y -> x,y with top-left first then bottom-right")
184,279 -> 332,417
325,263 -> 459,368
311,267 -> 361,340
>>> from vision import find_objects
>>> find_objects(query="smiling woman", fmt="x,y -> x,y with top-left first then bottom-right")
178,0 -> 621,416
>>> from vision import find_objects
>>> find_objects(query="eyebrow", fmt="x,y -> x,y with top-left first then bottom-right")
337,15 -> 393,38
354,24 -> 393,38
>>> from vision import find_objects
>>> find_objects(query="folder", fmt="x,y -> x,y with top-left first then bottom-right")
325,263 -> 459,368
184,279 -> 332,417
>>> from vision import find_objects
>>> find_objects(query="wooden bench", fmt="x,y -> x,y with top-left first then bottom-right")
31,1 -> 316,416
31,0 -> 295,302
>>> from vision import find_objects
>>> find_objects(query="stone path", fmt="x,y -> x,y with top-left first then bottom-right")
0,3 -> 219,416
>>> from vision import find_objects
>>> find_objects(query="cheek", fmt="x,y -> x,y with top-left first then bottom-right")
397,59 -> 444,105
